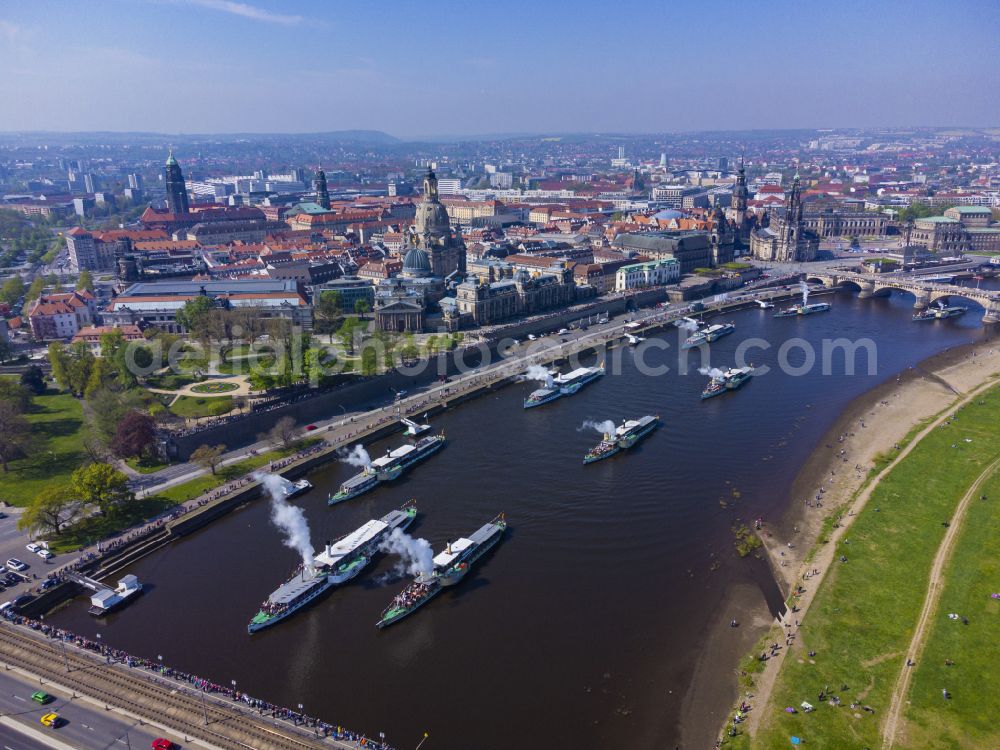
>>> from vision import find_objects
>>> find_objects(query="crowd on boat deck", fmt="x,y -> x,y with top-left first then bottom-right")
1,611 -> 395,750
588,439 -> 617,456
388,581 -> 435,613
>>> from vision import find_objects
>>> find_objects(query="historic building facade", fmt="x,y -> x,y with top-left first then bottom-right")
455,262 -> 579,327
749,174 -> 819,262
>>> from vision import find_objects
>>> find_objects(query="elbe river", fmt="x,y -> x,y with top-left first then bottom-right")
51,285 -> 998,749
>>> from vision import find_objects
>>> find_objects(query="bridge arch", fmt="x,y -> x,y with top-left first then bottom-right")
926,290 -> 987,310
837,279 -> 865,292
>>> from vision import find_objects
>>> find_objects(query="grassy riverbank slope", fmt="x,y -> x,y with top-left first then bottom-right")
749,382 -> 1000,749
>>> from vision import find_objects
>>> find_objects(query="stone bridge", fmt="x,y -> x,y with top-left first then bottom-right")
805,270 -> 1000,324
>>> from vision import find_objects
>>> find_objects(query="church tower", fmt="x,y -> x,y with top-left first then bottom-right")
164,149 -> 189,214
313,168 -> 330,210
782,172 -> 803,261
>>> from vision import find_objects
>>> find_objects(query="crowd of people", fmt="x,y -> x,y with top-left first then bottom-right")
0,610 -> 395,750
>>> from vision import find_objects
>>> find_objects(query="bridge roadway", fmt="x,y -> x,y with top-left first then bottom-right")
807,269 -> 1000,323
0,622 -> 350,750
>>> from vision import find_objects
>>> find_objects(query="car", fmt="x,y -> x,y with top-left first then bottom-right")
305,424 -> 317,431
151,739 -> 176,750
40,712 -> 60,727
37,549 -> 54,560
26,543 -> 41,554
2,573 -> 19,586
557,328 -> 569,335
12,594 -> 32,608
6,559 -> 28,572
31,691 -> 54,705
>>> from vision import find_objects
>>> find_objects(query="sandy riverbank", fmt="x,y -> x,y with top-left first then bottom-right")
683,336 -> 1000,749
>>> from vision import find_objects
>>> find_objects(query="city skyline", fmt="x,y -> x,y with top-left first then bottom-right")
1,0 -> 998,136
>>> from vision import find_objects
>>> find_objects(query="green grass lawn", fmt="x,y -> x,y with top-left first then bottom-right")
125,455 -> 172,474
144,372 -> 199,390
899,470 -> 1000,749
751,384 -> 1000,749
46,438 -> 323,552
0,389 -> 86,507
168,395 -> 235,419
46,496 -> 179,554
153,438 -> 322,504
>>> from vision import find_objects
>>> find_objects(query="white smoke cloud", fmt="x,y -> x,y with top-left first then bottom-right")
579,419 -> 617,435
522,364 -> 554,387
699,366 -> 726,379
378,528 -> 434,577
679,318 -> 700,332
256,472 -> 315,569
339,444 -> 372,468
799,280 -> 810,306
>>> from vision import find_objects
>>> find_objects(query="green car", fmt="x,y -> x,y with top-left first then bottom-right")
31,691 -> 54,705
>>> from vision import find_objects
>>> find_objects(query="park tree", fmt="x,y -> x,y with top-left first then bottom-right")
76,270 -> 94,292
86,386 -> 144,445
266,416 -> 300,450
336,318 -> 360,356
353,298 -> 371,319
0,275 -> 25,305
111,410 -> 157,459
360,344 -> 378,376
0,400 -> 31,472
204,309 -> 241,363
71,463 -> 133,516
49,340 -> 95,396
313,291 -> 343,342
373,330 -> 396,369
20,365 -> 46,395
97,328 -> 153,387
175,295 -> 214,338
304,345 -> 335,385
24,276 -> 46,302
190,443 -> 226,475
400,334 -> 420,363
17,485 -> 80,537
0,379 -> 32,411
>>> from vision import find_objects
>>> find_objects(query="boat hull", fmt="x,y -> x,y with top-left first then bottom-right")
247,577 -> 335,634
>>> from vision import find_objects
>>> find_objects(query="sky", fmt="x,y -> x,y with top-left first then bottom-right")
0,0 -> 998,137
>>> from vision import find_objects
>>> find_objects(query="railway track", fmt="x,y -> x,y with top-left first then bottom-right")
0,623 -> 332,750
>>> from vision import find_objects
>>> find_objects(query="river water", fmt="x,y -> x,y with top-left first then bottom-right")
50,286 -> 998,750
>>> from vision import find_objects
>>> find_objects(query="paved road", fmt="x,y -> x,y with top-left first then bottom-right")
0,510 -> 64,605
0,668 -> 190,750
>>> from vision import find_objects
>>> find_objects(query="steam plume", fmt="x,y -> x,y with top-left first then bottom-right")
522,364 -> 554,387
340,444 -> 372,468
256,472 -> 315,569
799,280 -> 810,306
378,528 -> 434,577
580,419 -> 617,435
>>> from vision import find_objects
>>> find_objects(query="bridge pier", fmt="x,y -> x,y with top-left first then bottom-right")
856,281 -> 876,299
913,292 -> 931,310
983,303 -> 1000,325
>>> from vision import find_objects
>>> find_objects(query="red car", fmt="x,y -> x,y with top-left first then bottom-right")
151,740 -> 175,750
305,424 -> 317,431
